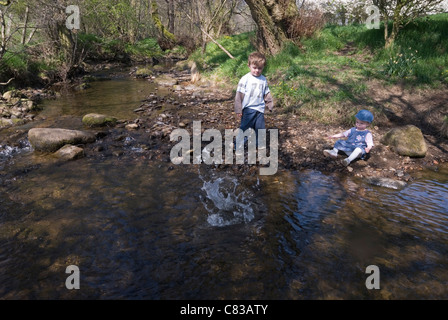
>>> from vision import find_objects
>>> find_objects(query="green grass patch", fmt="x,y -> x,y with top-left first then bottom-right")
190,13 -> 448,125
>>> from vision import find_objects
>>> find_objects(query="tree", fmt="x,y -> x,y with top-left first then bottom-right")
372,0 -> 446,48
244,0 -> 300,55
177,0 -> 238,54
150,0 -> 176,50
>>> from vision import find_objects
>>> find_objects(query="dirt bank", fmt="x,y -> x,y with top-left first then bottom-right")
133,66 -> 447,182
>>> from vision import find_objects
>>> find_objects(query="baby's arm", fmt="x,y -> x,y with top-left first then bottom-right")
328,129 -> 350,139
365,132 -> 374,153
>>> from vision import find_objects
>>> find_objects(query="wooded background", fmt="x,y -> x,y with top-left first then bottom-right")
1,0 -> 447,83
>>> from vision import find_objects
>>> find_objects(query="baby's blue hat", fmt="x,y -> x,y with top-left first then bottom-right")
355,109 -> 374,123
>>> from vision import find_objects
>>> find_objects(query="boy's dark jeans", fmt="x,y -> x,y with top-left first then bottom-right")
236,107 -> 266,150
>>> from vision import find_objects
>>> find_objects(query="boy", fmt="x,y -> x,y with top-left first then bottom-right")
234,52 -> 274,154
324,109 -> 374,166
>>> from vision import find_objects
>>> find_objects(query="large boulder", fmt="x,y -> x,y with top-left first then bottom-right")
381,125 -> 427,158
28,128 -> 96,152
82,113 -> 117,127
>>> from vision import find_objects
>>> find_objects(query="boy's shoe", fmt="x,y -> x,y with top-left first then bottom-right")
342,158 -> 350,166
323,149 -> 337,158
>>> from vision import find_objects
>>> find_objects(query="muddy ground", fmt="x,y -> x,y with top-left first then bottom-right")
127,65 -> 448,182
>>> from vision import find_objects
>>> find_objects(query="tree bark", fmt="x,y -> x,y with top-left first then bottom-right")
166,0 -> 175,34
150,0 -> 175,50
244,0 -> 299,55
21,6 -> 29,45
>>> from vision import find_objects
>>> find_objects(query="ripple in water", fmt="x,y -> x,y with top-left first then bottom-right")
199,174 -> 255,227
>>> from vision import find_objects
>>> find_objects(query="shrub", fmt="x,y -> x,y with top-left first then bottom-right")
288,8 -> 327,42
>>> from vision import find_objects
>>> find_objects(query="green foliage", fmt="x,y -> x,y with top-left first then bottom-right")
1,51 -> 28,73
125,38 -> 163,59
189,32 -> 255,84
382,47 -> 418,78
442,68 -> 448,84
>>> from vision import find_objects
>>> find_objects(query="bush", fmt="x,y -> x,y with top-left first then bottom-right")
288,8 -> 327,42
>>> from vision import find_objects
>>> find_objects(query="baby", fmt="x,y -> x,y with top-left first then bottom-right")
324,109 -> 374,166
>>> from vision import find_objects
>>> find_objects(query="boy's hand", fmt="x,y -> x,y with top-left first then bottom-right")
365,146 -> 372,153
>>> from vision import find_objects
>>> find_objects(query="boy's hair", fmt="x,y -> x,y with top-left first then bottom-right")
248,52 -> 266,67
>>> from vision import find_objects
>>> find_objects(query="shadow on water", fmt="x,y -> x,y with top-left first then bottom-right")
0,70 -> 448,299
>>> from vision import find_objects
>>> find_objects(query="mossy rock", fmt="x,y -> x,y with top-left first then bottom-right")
135,67 -> 153,77
381,125 -> 427,158
82,113 -> 117,127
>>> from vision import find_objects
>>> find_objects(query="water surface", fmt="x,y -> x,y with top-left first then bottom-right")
1,70 -> 447,299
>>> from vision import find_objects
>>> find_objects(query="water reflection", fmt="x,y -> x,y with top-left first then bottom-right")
0,73 -> 447,299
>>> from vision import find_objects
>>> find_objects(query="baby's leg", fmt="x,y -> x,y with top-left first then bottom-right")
323,147 -> 339,158
342,147 -> 363,166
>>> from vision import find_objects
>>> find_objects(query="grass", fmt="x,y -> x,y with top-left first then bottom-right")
190,13 -> 448,125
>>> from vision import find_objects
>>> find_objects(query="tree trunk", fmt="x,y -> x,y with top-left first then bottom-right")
21,6 -> 29,45
166,0 -> 175,34
244,0 -> 299,55
150,0 -> 175,50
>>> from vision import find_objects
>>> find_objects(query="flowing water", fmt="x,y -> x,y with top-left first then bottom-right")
0,68 -> 447,300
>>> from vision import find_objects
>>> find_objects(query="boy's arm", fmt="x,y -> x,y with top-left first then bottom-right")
264,92 -> 274,112
234,91 -> 244,114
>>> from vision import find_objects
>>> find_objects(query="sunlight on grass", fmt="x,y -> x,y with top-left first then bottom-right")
190,13 -> 448,124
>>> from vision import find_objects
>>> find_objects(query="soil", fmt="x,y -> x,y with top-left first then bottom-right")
135,65 -> 448,182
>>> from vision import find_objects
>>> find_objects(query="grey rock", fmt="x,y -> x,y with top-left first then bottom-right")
28,128 -> 96,152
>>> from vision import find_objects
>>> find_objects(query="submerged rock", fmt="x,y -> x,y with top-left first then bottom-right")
381,125 -> 427,157
53,144 -> 85,160
28,128 -> 96,152
153,74 -> 177,87
365,177 -> 407,190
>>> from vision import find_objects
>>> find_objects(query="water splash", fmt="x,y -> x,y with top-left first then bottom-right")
199,173 -> 255,227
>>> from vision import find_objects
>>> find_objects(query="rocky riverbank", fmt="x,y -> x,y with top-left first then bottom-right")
124,63 -> 448,183
2,61 -> 447,187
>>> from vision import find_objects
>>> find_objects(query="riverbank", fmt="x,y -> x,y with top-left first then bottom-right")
1,61 -> 447,185
133,63 -> 447,183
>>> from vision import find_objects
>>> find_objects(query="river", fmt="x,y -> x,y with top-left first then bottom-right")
0,67 -> 447,300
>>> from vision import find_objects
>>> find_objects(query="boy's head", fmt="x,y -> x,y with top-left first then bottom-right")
248,52 -> 266,77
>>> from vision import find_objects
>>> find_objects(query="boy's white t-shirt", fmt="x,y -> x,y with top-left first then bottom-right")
236,72 -> 270,113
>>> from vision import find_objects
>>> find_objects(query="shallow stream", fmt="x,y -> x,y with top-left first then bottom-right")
0,68 -> 447,299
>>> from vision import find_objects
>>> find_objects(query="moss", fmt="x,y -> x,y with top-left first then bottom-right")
82,113 -> 117,127
381,125 -> 427,157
